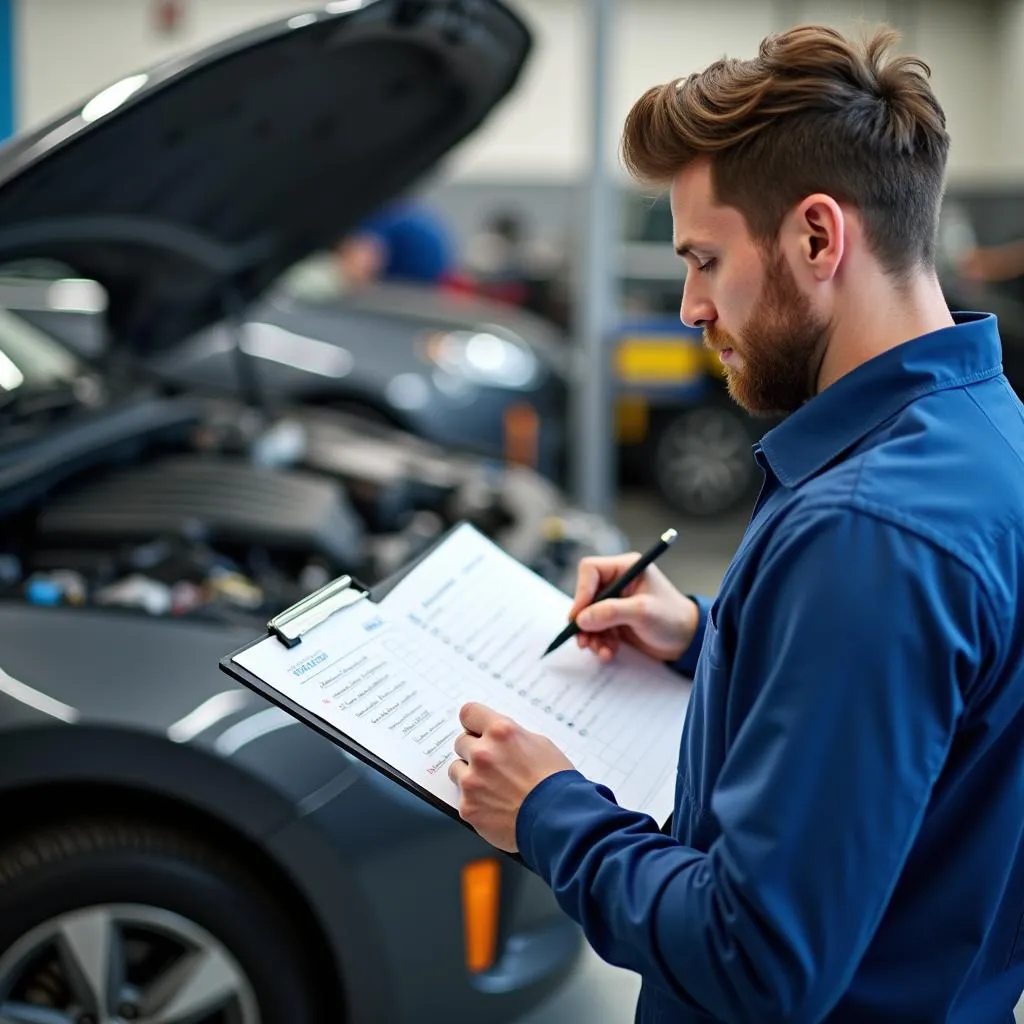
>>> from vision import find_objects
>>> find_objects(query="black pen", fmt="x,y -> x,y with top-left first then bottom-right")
542,528 -> 679,658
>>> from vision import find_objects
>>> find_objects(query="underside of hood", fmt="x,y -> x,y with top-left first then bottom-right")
0,0 -> 531,353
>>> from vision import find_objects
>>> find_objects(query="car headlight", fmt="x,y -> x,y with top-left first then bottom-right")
419,329 -> 539,389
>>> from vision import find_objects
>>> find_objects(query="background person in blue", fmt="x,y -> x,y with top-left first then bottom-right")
348,200 -> 457,285
447,22 -> 1024,1024
281,201 -> 458,297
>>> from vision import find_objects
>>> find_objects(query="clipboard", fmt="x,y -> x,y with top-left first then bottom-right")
218,521 -> 513,842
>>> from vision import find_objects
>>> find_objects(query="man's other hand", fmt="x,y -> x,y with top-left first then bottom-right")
449,702 -> 574,853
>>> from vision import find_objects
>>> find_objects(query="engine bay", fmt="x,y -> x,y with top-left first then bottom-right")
0,395 -> 605,625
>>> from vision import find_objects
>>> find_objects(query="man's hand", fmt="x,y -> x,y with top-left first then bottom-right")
449,702 -> 574,853
569,553 -> 699,663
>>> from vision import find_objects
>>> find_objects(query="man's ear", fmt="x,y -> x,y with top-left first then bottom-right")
787,194 -> 844,282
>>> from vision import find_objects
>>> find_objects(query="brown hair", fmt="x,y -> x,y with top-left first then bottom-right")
621,25 -> 950,276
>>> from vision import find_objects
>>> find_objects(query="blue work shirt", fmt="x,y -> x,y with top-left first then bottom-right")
517,313 -> 1024,1023
357,202 -> 456,284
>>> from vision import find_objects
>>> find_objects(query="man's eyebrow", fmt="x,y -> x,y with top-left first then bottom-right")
674,241 -> 708,258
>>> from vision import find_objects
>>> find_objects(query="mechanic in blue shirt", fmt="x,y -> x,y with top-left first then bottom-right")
447,23 -> 1024,1024
355,201 -> 456,285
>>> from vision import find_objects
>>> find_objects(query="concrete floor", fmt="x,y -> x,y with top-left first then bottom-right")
516,488 -> 747,1024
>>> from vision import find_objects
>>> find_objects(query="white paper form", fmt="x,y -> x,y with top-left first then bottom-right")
381,524 -> 691,820
232,597 -> 470,808
232,524 -> 691,822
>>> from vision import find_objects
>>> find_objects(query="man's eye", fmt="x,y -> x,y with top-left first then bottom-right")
697,258 -> 716,274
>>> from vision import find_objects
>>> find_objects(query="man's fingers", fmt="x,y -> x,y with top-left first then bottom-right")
453,731 -> 475,763
576,626 -> 620,661
448,756 -> 468,787
459,703 -> 518,739
571,554 -> 641,620
595,627 -> 620,662
576,595 -> 646,633
459,701 -> 497,735
571,561 -> 601,618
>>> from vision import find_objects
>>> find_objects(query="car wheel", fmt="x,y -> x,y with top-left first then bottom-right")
652,399 -> 759,517
0,818 -> 328,1024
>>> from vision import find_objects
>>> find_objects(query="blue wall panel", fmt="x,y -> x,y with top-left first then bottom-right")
0,0 -> 14,140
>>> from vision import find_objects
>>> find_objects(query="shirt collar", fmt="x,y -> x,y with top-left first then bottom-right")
757,312 -> 1004,488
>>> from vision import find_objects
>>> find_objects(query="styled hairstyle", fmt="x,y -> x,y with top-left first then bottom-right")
621,25 -> 950,276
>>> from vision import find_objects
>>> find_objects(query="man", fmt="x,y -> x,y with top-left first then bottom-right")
447,22 -> 1024,1024
352,200 -> 457,285
279,200 -> 457,298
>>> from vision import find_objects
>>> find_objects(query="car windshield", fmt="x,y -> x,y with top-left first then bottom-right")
0,305 -> 83,397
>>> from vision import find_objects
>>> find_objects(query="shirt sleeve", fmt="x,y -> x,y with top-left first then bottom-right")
670,593 -> 714,678
516,506 -> 983,1024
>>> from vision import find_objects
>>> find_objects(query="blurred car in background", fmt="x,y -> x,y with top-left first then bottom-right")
0,5 -> 597,1023
613,192 -> 774,516
0,265 -> 573,483
610,186 -> 1024,517
620,189 -> 1024,405
0,241 -> 762,519
612,317 -> 766,517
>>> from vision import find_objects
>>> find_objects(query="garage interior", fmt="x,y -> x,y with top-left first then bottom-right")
0,0 -> 1022,1022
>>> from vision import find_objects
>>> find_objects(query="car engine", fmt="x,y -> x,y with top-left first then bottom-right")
0,395 -> 623,625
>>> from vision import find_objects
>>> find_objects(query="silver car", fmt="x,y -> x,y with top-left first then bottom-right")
0,4 -> 607,1022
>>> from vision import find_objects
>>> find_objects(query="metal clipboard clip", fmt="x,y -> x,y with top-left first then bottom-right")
267,574 -> 369,649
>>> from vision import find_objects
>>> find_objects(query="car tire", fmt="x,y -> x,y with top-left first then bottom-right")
0,817 -> 328,1024
651,398 -> 760,518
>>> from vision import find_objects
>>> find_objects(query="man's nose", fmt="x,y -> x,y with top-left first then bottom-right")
680,280 -> 715,330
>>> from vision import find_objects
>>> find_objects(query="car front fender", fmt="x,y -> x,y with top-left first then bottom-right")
0,721 -> 396,1023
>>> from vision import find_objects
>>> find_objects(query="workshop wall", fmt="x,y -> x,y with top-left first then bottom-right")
998,0 -> 1024,176
14,0 -> 311,134
13,0 -> 1008,183
441,0 -> 1003,185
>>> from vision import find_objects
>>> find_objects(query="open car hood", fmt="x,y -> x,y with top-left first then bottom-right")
0,0 -> 531,353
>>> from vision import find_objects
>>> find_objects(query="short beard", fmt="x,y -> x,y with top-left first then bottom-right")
704,249 -> 830,417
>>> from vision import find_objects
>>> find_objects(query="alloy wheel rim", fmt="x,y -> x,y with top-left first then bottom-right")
657,407 -> 753,515
0,903 -> 260,1024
